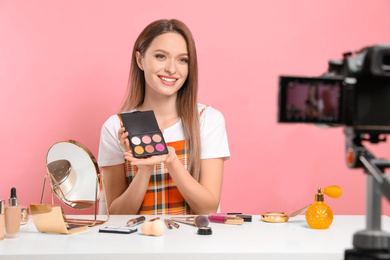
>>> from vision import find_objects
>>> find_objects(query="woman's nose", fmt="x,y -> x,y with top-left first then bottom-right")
164,59 -> 177,74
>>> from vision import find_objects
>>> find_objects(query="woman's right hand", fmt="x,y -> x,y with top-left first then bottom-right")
118,122 -> 130,152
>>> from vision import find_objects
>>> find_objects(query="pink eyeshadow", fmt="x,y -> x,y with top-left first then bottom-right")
142,135 -> 152,144
155,143 -> 165,152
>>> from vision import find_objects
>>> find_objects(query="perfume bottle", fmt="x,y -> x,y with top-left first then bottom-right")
305,185 -> 342,229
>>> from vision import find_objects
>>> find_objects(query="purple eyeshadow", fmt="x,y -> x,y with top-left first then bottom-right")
155,143 -> 165,152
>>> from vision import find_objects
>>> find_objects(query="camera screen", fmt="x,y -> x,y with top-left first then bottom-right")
278,76 -> 343,124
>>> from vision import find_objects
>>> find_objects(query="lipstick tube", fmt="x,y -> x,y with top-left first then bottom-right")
208,215 -> 244,225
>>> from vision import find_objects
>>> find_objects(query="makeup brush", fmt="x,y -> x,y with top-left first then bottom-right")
170,216 -> 209,227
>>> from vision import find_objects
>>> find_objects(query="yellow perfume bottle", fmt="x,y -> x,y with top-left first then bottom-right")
305,185 -> 342,229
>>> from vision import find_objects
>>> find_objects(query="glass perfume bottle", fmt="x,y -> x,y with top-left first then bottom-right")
305,185 -> 342,229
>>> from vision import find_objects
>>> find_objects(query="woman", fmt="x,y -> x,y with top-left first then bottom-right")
98,19 -> 230,215
304,84 -> 324,118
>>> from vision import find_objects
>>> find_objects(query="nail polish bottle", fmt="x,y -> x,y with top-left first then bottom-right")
5,188 -> 21,238
0,200 -> 4,240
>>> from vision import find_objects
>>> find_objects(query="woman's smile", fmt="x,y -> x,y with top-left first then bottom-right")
158,75 -> 179,86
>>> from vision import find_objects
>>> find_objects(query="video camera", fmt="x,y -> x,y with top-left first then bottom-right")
278,44 -> 390,131
277,44 -> 390,259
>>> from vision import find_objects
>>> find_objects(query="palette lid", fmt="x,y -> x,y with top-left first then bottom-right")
119,111 -> 161,134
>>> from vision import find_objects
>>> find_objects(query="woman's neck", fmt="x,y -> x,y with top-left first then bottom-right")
137,95 -> 180,131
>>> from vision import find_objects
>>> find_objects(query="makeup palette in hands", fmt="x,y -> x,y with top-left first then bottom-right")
119,110 -> 168,158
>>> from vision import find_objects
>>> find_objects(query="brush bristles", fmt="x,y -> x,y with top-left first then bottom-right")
194,215 -> 209,227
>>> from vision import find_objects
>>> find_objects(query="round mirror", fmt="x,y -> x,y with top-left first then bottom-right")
46,140 -> 101,209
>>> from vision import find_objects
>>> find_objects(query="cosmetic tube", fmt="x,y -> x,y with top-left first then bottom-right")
126,216 -> 146,227
208,215 -> 244,225
5,188 -> 21,238
0,200 -> 4,240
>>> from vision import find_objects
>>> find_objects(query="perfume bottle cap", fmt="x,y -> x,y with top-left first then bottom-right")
0,200 -> 4,214
9,187 -> 18,207
315,187 -> 324,202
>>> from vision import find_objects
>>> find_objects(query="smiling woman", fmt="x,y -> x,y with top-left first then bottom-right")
136,32 -> 189,97
98,19 -> 230,215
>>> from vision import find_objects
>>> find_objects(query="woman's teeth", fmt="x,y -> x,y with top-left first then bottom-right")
161,77 -> 176,82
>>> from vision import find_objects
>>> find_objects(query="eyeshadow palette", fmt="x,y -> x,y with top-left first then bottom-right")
119,110 -> 168,158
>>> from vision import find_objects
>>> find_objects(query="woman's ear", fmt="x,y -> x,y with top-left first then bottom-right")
136,51 -> 144,71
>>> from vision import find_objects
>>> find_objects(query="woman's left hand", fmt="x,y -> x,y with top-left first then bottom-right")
124,146 -> 177,166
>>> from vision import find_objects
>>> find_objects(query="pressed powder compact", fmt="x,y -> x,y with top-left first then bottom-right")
119,111 -> 168,158
261,205 -> 311,223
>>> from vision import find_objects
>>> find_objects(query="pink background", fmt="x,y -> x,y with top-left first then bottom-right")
1,0 -> 390,216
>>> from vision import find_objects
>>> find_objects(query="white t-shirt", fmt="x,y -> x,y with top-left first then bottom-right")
98,104 -> 230,167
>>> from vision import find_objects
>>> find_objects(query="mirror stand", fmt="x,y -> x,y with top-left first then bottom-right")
39,172 -> 109,227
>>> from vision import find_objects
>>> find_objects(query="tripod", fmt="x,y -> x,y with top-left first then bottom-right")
344,127 -> 390,260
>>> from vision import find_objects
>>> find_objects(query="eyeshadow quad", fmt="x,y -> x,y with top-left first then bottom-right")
119,110 -> 168,158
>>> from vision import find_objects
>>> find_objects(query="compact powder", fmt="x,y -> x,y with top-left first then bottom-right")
152,134 -> 162,143
142,135 -> 152,144
145,145 -> 154,153
131,137 -> 141,145
197,227 -> 212,235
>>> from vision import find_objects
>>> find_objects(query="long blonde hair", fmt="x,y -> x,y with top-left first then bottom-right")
120,19 -> 201,181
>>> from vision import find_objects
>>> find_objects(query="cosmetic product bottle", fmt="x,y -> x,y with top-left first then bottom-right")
305,185 -> 342,229
5,188 -> 21,238
0,200 -> 4,240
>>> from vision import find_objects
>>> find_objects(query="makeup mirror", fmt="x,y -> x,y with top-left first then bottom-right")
41,140 -> 109,226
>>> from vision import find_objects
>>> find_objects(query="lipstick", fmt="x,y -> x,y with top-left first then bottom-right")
126,216 -> 146,227
210,213 -> 252,222
208,215 -> 244,225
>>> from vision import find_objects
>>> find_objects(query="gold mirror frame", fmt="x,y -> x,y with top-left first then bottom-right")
41,139 -> 109,226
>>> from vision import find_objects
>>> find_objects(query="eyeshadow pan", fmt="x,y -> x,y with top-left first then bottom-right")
145,145 -> 154,153
131,136 -> 141,145
155,143 -> 165,152
134,146 -> 144,155
142,135 -> 152,144
152,134 -> 162,143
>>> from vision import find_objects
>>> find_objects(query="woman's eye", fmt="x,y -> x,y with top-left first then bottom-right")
179,58 -> 189,63
155,54 -> 165,59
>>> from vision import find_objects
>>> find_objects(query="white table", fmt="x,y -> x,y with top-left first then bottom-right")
1,215 -> 390,260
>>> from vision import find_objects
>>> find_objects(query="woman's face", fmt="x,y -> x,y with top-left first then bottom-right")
137,32 -> 189,99
309,85 -> 317,98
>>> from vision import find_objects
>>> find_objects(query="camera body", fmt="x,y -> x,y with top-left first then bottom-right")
278,44 -> 390,130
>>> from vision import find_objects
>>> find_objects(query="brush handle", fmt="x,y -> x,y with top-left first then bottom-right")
170,218 -> 195,226
288,204 -> 311,218
170,217 -> 194,221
